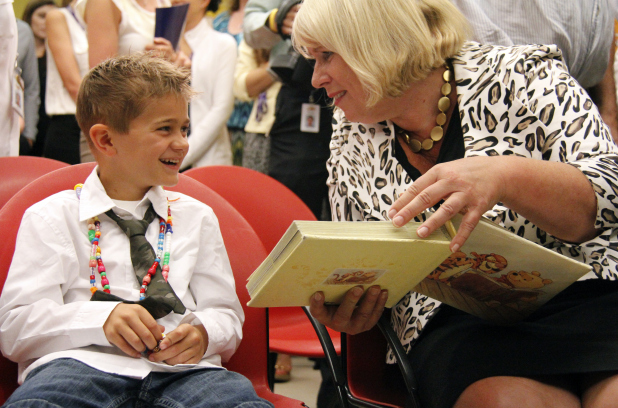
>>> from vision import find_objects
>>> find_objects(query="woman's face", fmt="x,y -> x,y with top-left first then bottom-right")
309,47 -> 396,123
29,4 -> 56,40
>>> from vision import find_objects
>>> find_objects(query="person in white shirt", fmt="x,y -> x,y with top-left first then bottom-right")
0,53 -> 272,408
0,0 -> 19,157
43,0 -> 89,164
176,0 -> 237,169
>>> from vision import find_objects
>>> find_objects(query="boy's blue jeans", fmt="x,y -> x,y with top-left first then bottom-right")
3,358 -> 274,408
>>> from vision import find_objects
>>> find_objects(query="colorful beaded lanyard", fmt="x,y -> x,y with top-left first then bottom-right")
74,184 -> 173,300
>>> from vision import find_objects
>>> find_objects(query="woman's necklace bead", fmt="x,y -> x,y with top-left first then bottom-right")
398,63 -> 453,153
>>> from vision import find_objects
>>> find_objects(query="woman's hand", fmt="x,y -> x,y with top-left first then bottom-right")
389,155 -> 600,248
148,323 -> 209,365
309,285 -> 388,335
388,157 -> 508,252
281,4 -> 301,36
145,38 -> 178,62
175,51 -> 192,69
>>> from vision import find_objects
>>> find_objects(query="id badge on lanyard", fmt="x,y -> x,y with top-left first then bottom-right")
300,93 -> 320,133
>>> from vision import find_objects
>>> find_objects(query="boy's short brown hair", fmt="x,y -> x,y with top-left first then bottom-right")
76,53 -> 194,136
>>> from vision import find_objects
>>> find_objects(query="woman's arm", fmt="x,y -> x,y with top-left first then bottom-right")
233,40 -> 274,101
392,46 -> 618,252
590,42 -> 618,141
84,0 -> 120,68
46,9 -> 82,102
243,0 -> 283,50
245,64 -> 274,98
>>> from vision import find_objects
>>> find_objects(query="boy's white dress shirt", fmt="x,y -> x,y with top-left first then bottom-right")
0,167 -> 244,383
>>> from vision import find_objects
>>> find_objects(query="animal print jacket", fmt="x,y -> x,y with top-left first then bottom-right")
326,42 -> 618,361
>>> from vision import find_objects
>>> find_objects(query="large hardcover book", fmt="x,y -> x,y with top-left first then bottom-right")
247,217 -> 591,323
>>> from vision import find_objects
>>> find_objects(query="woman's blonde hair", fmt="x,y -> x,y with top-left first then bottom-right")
293,0 -> 470,107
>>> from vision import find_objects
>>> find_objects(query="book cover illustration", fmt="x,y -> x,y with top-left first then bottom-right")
414,217 -> 590,323
324,269 -> 386,285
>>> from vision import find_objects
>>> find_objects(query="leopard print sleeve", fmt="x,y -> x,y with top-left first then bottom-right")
328,108 -> 354,222
455,42 -> 618,279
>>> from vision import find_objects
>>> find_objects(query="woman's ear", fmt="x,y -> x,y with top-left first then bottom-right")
89,124 -> 117,157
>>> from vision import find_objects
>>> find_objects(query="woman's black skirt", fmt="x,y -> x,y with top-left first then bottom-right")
407,279 -> 618,408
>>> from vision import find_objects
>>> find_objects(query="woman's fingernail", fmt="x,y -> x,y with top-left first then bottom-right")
451,243 -> 460,253
313,292 -> 323,302
352,286 -> 364,296
388,209 -> 397,219
417,226 -> 428,237
393,216 -> 404,227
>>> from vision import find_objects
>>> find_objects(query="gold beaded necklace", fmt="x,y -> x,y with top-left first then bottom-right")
397,65 -> 453,153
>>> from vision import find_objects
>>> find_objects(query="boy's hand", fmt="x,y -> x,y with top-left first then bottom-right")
103,303 -> 164,358
148,323 -> 209,365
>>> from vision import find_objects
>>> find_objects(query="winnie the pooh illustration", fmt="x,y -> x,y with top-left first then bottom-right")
427,251 -> 508,283
450,270 -> 553,310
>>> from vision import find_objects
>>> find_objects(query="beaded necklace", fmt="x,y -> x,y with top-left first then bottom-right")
396,64 -> 453,153
74,184 -> 173,299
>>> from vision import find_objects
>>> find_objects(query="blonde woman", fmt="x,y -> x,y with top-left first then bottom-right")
293,0 -> 618,407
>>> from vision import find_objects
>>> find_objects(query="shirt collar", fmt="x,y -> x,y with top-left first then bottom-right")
184,17 -> 211,48
78,166 -> 169,221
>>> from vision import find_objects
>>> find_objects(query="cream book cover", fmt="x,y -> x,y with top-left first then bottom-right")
247,220 -> 454,308
247,217 -> 592,323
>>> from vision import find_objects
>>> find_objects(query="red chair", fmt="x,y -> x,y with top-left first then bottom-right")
182,166 -> 420,408
0,163 -> 305,407
183,165 -> 342,359
0,156 -> 69,209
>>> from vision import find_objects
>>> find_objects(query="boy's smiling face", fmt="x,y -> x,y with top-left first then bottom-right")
99,95 -> 190,200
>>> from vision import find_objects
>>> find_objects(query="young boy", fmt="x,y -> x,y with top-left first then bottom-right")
0,53 -> 273,408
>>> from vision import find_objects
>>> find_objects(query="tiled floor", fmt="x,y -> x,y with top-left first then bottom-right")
273,357 -> 322,408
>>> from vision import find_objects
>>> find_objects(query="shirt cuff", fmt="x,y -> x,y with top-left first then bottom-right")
70,301 -> 121,347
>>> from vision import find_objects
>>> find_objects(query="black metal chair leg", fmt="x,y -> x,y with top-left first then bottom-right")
302,306 -> 350,408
